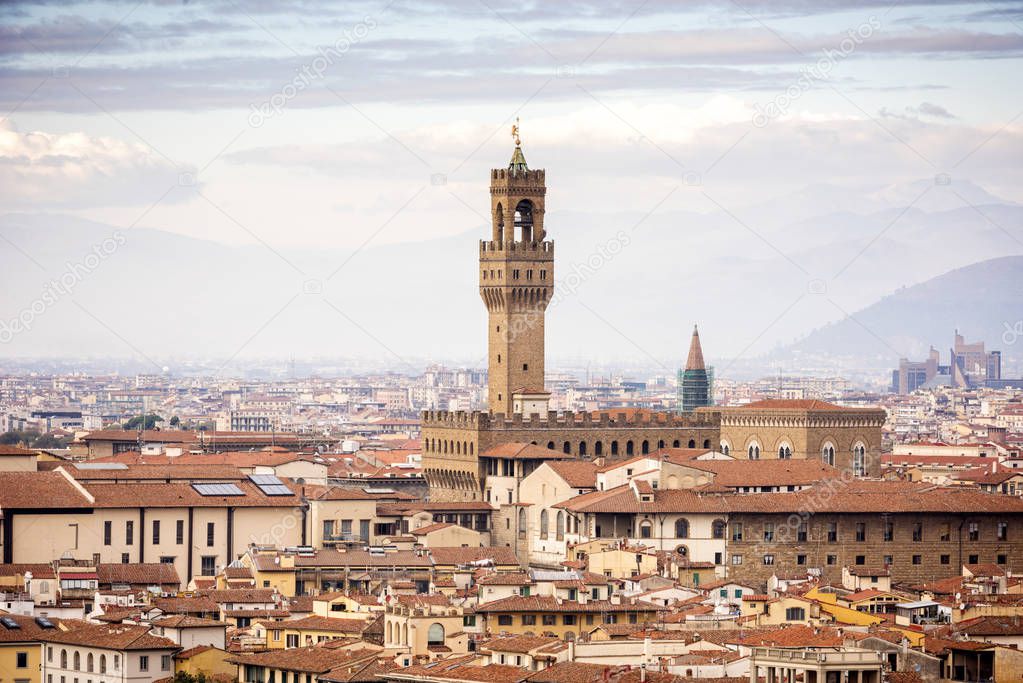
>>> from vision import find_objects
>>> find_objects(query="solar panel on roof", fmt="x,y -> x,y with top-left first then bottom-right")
192,482 -> 244,496
259,484 -> 294,496
34,617 -> 55,629
247,473 -> 293,496
0,617 -> 20,629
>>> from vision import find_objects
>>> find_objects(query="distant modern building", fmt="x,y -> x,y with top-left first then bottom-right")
679,325 -> 711,412
892,347 -> 940,394
891,330 -> 1002,393
951,329 -> 1001,387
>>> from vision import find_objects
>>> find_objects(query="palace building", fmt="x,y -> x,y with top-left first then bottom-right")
707,399 -> 886,477
422,137 -> 720,503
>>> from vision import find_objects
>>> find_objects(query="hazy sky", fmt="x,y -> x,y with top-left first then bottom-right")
1,0 -> 1022,371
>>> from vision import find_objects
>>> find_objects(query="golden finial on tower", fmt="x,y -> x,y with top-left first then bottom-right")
511,117 -> 521,146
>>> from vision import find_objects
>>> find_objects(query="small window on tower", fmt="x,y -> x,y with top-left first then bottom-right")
523,364 -> 528,371
496,326 -> 500,332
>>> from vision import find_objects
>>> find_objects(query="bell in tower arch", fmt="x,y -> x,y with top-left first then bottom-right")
514,199 -> 534,242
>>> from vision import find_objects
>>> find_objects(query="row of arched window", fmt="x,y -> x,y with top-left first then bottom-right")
425,438 -> 474,456
638,518 -> 728,539
732,440 -> 864,469
532,511 -> 728,541
53,650 -> 114,673
543,438 -> 711,457
538,508 -> 573,540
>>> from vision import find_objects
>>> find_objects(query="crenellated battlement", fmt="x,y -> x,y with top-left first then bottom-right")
479,240 -> 554,257
491,167 -> 545,184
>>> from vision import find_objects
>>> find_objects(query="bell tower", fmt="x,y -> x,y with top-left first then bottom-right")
480,128 -> 553,415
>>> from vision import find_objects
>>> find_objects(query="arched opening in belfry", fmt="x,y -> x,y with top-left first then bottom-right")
495,202 -> 505,242
514,199 -> 534,242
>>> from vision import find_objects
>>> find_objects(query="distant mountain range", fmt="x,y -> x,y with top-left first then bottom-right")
768,255 -> 1023,368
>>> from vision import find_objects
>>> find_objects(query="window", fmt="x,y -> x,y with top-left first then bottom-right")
826,554 -> 837,565
639,520 -> 652,539
968,554 -> 979,565
883,521 -> 893,542
286,634 -> 299,648
463,615 -> 476,627
712,519 -> 726,540
103,521 -> 111,546
207,522 -> 215,546
731,523 -> 743,542
731,554 -> 742,565
498,615 -> 513,626
821,444 -> 835,466
763,554 -> 775,565
853,444 -> 866,476
855,555 -> 865,565
855,523 -> 866,542
87,654 -> 93,672
912,555 -> 922,565
161,656 -> 171,672
556,511 -> 565,541
913,523 -> 923,542
152,520 -> 160,545
940,554 -> 951,565
998,522 -> 1008,541
125,520 -> 134,545
201,555 -> 216,576
427,623 -> 445,645
16,652 -> 28,668
998,554 -> 1008,565
884,555 -> 893,566
74,652 -> 80,671
797,523 -> 807,542
120,553 -> 129,564
542,615 -> 556,626
176,520 -> 185,544
99,656 -> 106,674
968,522 -> 980,541
939,523 -> 951,542
796,554 -> 807,566
785,607 -> 806,621
563,615 -> 577,625
540,510 -> 549,540
159,556 -> 174,564
138,656 -> 148,673
48,647 -> 52,663
827,522 -> 838,543
763,523 -> 774,542
675,518 -> 689,539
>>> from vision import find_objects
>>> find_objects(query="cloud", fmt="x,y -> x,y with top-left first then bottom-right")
0,120 -> 191,208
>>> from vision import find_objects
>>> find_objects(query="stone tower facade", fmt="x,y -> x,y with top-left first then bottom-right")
480,143 -> 553,414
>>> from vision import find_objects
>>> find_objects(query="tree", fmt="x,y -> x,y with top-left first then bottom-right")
0,430 -> 40,446
122,414 -> 164,431
169,416 -> 180,427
